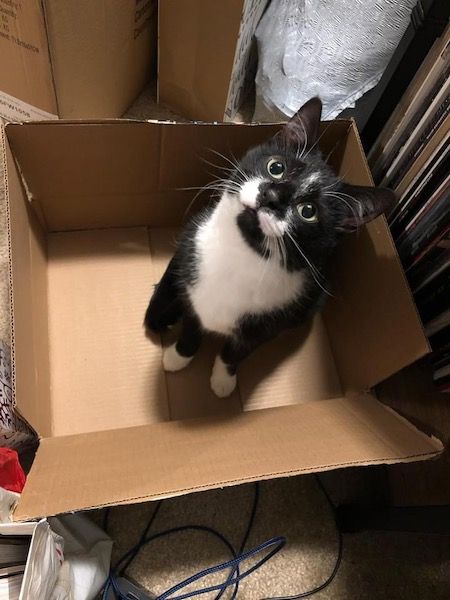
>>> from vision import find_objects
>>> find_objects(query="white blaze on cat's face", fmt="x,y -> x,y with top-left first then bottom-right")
257,210 -> 287,237
239,177 -> 288,238
239,177 -> 262,209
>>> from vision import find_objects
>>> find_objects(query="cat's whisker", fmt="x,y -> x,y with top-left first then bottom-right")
177,175 -> 241,193
229,150 -> 250,184
321,177 -> 344,191
332,190 -> 363,213
324,191 -> 361,231
295,117 -> 308,160
181,178 -> 237,220
323,138 -> 343,164
257,237 -> 273,290
208,148 -> 249,183
286,231 -> 333,297
200,156 -> 235,173
303,122 -> 333,160
278,235 -> 287,270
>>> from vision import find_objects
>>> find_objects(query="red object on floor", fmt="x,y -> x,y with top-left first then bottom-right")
0,448 -> 26,493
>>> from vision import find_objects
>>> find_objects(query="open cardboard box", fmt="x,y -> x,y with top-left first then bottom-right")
2,119 -> 443,521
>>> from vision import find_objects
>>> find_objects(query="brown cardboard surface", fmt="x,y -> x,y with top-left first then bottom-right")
14,396 -> 443,520
159,0 -> 244,120
323,124 -> 430,390
47,227 -> 169,436
46,226 -> 333,433
0,0 -> 57,117
43,0 -> 156,118
3,134 -> 51,435
0,0 -> 156,120
7,122 -> 280,231
240,316 -> 341,411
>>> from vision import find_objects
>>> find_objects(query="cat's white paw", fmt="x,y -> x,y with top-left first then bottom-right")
210,356 -> 237,398
163,344 -> 193,372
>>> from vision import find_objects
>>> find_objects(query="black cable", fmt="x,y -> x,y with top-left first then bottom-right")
103,507 -> 111,532
118,500 -> 163,575
218,482 -> 260,600
263,475 -> 343,600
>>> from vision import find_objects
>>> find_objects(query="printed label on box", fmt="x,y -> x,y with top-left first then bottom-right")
0,89 -> 58,122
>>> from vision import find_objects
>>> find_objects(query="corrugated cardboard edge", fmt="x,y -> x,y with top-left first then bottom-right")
1,125 -> 17,410
379,400 -> 444,454
1,125 -> 38,437
13,395 -> 444,521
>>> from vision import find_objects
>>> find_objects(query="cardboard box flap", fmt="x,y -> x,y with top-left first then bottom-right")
158,0 -> 244,121
14,396 -> 442,520
323,122 -> 430,390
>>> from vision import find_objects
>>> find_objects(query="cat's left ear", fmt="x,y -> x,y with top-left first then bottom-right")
278,97 -> 322,151
336,183 -> 396,232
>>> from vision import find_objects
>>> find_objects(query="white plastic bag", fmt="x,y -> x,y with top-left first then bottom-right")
49,514 -> 112,600
18,514 -> 112,600
19,519 -> 65,600
254,0 -> 416,121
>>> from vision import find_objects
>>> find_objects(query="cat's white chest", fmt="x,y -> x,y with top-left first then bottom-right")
188,195 -> 305,335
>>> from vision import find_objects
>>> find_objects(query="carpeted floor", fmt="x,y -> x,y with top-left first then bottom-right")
1,89 -> 450,598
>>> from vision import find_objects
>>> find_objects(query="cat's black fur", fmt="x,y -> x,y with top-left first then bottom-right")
144,98 -> 395,391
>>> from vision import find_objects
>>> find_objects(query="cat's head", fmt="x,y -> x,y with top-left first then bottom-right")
228,97 -> 395,270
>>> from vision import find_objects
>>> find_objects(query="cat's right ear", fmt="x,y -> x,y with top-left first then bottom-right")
277,97 -> 322,152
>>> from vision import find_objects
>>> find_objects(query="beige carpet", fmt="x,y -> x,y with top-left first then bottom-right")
1,89 -> 450,598
101,474 -> 450,599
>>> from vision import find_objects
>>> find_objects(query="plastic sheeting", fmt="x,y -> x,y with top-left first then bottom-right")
254,0 -> 416,120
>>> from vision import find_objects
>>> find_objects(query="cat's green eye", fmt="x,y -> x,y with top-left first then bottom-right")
267,157 -> 285,179
297,202 -> 318,223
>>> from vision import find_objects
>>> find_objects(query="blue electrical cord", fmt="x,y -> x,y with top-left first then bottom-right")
216,482 -> 260,600
102,476 -> 342,600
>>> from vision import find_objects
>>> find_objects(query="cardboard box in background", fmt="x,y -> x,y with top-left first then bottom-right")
158,0 -> 268,121
2,119 -> 443,521
0,0 -> 157,121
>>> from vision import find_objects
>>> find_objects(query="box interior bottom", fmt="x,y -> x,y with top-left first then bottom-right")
47,226 -> 342,437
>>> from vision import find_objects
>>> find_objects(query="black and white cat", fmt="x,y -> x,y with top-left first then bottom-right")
145,98 -> 395,397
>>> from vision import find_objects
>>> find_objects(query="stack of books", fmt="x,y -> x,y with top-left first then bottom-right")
0,535 -> 30,600
369,24 -> 450,392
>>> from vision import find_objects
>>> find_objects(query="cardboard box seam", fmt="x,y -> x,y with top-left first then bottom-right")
40,0 -> 61,117
350,118 -> 374,185
380,401 -> 443,448
0,125 -> 17,404
343,396 -> 443,455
